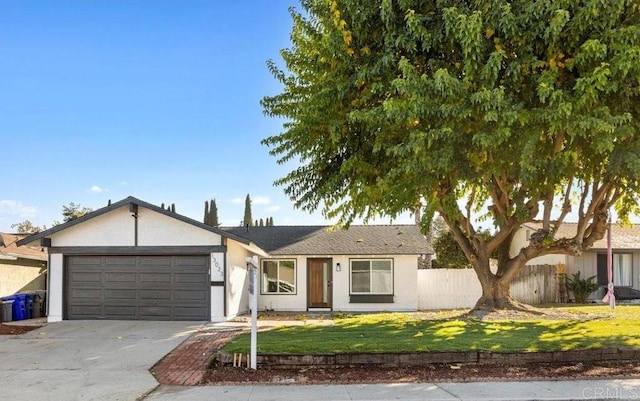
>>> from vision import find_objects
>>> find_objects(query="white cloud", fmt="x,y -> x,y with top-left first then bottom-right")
252,196 -> 272,205
230,197 -> 244,204
119,181 -> 128,186
266,205 -> 281,213
88,185 -> 107,193
0,200 -> 37,218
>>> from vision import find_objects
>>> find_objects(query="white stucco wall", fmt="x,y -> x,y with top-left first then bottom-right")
51,207 -> 135,246
48,254 -> 63,322
257,255 -> 418,312
0,259 -> 47,298
225,240 -> 252,318
137,208 -> 222,246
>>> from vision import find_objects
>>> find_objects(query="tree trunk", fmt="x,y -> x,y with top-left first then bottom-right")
473,274 -> 515,310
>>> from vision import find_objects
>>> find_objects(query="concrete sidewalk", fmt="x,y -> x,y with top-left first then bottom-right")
146,379 -> 640,400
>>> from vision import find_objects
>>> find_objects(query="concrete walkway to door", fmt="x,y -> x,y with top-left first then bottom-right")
0,320 -> 201,401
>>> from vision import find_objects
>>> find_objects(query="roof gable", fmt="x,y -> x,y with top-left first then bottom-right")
16,196 -> 250,247
223,225 -> 431,255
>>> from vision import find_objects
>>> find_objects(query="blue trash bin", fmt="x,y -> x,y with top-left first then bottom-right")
4,294 -> 27,321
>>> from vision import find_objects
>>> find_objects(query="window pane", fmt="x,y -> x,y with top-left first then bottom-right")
352,261 -> 370,271
372,260 -> 391,271
262,261 -> 278,293
371,269 -> 392,293
352,270 -> 370,292
613,254 -> 632,286
278,261 -> 296,293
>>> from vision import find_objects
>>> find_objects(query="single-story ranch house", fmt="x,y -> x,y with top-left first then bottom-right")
17,196 -> 431,322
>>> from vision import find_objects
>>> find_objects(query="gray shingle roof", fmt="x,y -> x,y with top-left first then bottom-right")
223,225 -> 431,256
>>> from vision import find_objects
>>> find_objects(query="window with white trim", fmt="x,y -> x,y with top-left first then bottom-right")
350,259 -> 393,294
261,259 -> 296,294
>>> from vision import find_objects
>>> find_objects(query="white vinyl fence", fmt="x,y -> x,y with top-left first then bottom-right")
417,265 -> 558,310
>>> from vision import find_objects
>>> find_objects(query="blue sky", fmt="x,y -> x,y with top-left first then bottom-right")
0,1 -> 410,231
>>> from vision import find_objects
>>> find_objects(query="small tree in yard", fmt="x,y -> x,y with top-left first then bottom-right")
262,1 -> 640,311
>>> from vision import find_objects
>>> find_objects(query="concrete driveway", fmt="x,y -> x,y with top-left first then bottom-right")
0,320 -> 202,401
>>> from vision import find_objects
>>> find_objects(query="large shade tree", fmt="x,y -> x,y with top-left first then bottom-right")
262,0 -> 640,310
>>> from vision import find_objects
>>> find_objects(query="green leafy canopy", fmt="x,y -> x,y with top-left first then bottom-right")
262,0 -> 640,304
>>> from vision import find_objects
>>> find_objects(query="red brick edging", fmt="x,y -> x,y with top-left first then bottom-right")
152,329 -> 241,386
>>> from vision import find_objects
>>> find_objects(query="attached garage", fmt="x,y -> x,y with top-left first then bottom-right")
65,255 -> 210,320
16,196 -> 263,322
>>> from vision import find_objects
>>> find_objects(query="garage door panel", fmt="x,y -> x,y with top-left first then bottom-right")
175,256 -> 208,266
139,306 -> 172,319
175,272 -> 209,284
68,305 -> 104,317
139,272 -> 172,283
69,256 -> 104,266
173,307 -> 208,319
139,289 -> 172,300
69,288 -> 103,299
174,290 -> 207,301
66,255 -> 210,320
103,305 -> 137,318
104,271 -> 137,282
105,256 -> 137,265
104,289 -> 137,300
139,256 -> 172,266
69,271 -> 103,283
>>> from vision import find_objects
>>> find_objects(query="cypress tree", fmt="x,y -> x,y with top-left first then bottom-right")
243,194 -> 253,226
203,200 -> 210,224
211,199 -> 219,227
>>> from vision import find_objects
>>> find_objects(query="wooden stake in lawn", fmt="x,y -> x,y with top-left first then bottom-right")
602,216 -> 616,310
246,256 -> 259,369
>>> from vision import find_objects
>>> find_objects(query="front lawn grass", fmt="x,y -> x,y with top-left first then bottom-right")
222,305 -> 640,355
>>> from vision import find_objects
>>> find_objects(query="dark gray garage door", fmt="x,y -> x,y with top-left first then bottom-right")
65,255 -> 210,320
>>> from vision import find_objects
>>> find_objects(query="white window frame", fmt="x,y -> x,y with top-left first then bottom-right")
349,259 -> 394,295
261,259 -> 297,295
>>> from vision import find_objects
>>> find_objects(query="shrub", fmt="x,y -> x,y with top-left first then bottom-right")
566,272 -> 600,303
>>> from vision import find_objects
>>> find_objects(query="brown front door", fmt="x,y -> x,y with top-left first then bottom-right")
308,258 -> 332,309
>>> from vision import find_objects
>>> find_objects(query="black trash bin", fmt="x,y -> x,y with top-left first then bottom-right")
32,293 -> 43,318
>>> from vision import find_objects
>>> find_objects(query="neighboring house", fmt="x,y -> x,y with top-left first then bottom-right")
0,232 -> 47,297
512,222 -> 640,300
17,196 -> 431,322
